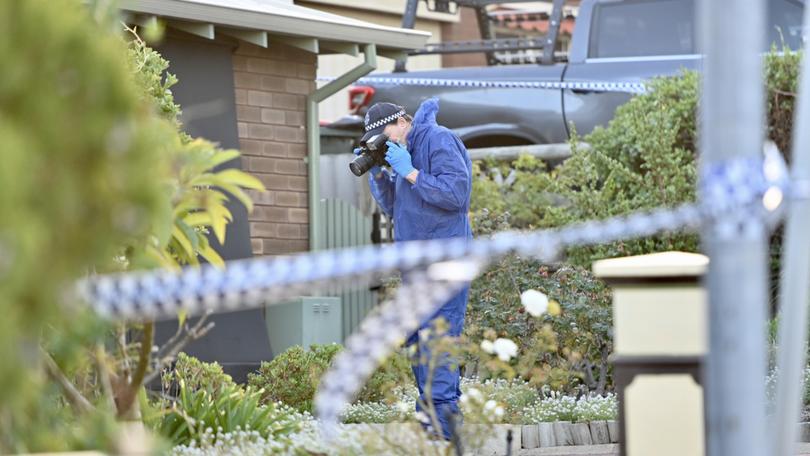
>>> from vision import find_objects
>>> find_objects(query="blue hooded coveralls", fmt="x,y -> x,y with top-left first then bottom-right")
368,98 -> 473,439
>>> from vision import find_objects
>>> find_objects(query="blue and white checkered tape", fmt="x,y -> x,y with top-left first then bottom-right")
317,76 -> 648,94
75,151 -> 795,437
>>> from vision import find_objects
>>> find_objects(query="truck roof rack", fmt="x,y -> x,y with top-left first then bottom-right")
394,0 -> 566,70
407,37 -> 547,56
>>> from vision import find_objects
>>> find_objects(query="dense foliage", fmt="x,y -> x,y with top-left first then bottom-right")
0,1 -> 174,451
466,50 -> 801,393
248,344 -> 414,413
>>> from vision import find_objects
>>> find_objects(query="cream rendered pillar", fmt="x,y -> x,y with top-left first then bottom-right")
593,251 -> 708,456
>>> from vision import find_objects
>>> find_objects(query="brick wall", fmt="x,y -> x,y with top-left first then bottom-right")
441,7 -> 487,68
232,42 -> 317,256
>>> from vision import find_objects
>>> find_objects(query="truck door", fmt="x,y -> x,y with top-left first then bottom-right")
562,0 -> 699,138
562,0 -> 803,139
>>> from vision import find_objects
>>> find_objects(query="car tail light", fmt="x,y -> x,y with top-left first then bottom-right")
349,86 -> 375,114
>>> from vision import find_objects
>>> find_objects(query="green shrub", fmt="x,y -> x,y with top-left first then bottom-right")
0,0 -> 173,450
149,382 -> 302,446
465,51 -> 802,393
168,353 -> 235,393
248,344 -> 413,413
248,344 -> 342,413
472,50 -> 799,265
466,258 -> 612,392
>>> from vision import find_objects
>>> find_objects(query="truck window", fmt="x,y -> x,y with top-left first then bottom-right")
589,0 -> 694,59
588,0 -> 804,59
768,0 -> 804,51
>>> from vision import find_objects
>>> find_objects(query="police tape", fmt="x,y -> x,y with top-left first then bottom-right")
75,151 -> 792,436
317,75 -> 648,94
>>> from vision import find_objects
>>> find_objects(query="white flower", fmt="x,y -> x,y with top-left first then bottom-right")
484,400 -> 497,411
480,339 -> 495,354
493,338 -> 518,362
494,406 -> 505,418
414,411 -> 430,424
466,387 -> 483,402
521,289 -> 549,316
397,401 -> 411,413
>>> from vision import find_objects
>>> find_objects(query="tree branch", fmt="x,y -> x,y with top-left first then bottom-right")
117,322 -> 154,418
142,312 -> 215,386
41,348 -> 94,415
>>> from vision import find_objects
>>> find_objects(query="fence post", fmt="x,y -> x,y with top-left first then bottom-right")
698,1 -> 768,455
772,3 -> 810,455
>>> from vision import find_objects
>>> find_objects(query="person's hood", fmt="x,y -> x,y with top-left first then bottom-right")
407,98 -> 439,148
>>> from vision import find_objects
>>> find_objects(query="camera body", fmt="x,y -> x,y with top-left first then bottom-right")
349,133 -> 389,176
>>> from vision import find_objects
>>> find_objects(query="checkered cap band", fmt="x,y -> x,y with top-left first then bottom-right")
365,110 -> 406,132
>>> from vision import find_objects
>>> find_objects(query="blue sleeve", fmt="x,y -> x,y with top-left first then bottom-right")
369,169 -> 395,217
413,134 -> 471,212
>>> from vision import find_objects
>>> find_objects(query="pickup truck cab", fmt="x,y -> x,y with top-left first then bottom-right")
344,0 -> 804,148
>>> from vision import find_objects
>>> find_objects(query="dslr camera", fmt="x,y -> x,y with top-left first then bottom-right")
349,133 -> 389,176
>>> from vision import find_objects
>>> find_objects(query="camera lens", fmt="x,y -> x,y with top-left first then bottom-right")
349,152 -> 375,176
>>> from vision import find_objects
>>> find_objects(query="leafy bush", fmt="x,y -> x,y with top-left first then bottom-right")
149,381 -> 302,446
0,0 -> 174,450
472,72 -> 701,265
248,344 -> 342,413
168,353 -> 235,393
248,344 -> 413,413
464,51 -> 802,395
466,259 -> 612,392
472,51 -> 799,264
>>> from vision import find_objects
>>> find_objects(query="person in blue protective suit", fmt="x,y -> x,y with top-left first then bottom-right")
355,98 -> 473,440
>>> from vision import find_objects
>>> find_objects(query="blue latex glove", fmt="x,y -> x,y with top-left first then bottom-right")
354,147 -> 382,176
385,141 -> 416,177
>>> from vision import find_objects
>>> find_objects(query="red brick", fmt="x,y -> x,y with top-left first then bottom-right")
275,125 -> 305,142
275,158 -> 306,175
246,189 -> 274,205
234,71 -> 262,90
249,222 -> 279,237
235,43 -> 265,57
245,156 -> 276,173
236,105 -> 261,122
260,108 -> 285,125
250,239 -> 264,255
275,190 -> 303,207
285,110 -> 305,127
262,239 -> 308,255
274,61 -> 299,78
273,93 -> 301,110
251,205 -> 289,222
287,143 -> 308,157
247,123 -> 275,140
247,90 -> 273,107
235,89 -> 247,105
261,76 -> 286,92
262,142 -> 289,158
286,78 -> 312,95
297,63 -> 316,79
288,207 -> 308,223
246,57 -> 273,73
238,139 -> 265,156
288,176 -> 308,191
257,174 -> 290,191
277,223 -> 304,239
233,55 -> 249,71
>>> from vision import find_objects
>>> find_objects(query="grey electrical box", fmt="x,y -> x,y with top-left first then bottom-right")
264,297 -> 343,356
